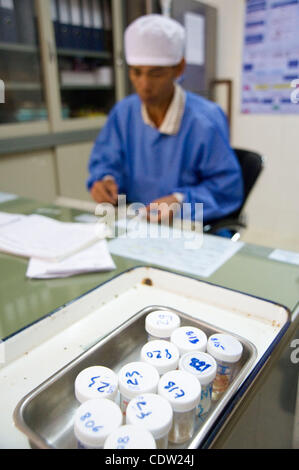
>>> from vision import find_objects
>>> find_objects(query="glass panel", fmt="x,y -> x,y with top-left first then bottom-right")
0,0 -> 48,124
51,0 -> 115,120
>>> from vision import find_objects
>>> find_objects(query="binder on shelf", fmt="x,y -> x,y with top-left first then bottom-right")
70,0 -> 83,49
0,0 -> 18,44
14,0 -> 36,45
50,0 -> 61,48
102,0 -> 112,50
91,0 -> 104,51
81,0 -> 93,50
57,0 -> 72,49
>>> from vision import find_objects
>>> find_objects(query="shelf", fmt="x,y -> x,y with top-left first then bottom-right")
57,48 -> 112,60
60,84 -> 114,91
0,42 -> 38,54
5,82 -> 42,91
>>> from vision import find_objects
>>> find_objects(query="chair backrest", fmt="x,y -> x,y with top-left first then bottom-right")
233,147 -> 264,216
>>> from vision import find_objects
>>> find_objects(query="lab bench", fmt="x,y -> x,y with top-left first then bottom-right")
0,194 -> 298,449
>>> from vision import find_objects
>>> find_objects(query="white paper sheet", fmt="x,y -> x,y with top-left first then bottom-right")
0,212 -> 24,227
26,240 -> 116,279
0,214 -> 109,261
185,12 -> 205,66
109,220 -> 244,278
269,248 -> 299,266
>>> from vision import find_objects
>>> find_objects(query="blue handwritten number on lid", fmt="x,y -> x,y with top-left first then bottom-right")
117,436 -> 130,449
189,358 -> 212,372
136,401 -> 152,420
186,330 -> 199,344
211,337 -> 225,350
164,381 -> 185,399
126,370 -> 141,386
80,412 -> 103,432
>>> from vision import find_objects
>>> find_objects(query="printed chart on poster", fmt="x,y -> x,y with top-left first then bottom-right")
241,0 -> 299,114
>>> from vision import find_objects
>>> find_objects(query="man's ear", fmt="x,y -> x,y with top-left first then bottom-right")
174,58 -> 186,78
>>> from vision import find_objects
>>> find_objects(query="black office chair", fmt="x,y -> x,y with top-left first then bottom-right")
203,148 -> 264,239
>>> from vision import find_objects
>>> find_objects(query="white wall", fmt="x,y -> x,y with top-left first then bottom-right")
199,0 -> 299,251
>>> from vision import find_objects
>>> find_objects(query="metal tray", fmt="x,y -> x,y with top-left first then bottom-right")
14,305 -> 257,449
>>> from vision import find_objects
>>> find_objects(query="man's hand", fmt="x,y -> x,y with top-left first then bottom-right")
91,179 -> 118,205
146,195 -> 181,223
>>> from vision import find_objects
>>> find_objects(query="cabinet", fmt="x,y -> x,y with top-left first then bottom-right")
0,0 -> 127,204
0,0 -> 126,137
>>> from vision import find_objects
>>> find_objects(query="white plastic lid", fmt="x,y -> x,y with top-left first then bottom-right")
118,361 -> 160,400
179,352 -> 217,386
126,393 -> 173,439
75,366 -> 118,403
158,370 -> 201,412
170,326 -> 207,355
74,399 -> 123,448
104,424 -> 157,449
207,334 -> 243,363
145,310 -> 181,338
140,340 -> 180,375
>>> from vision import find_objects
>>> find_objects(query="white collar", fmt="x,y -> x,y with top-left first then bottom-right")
141,83 -> 186,135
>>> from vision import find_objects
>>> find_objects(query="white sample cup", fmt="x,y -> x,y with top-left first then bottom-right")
179,351 -> 217,418
126,393 -> 173,449
104,424 -> 157,449
145,310 -> 181,341
207,333 -> 243,400
140,340 -> 180,375
74,366 -> 118,403
118,361 -> 160,416
74,398 -> 123,449
158,370 -> 201,444
170,326 -> 207,356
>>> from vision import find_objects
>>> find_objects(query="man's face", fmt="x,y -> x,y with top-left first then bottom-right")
129,63 -> 183,106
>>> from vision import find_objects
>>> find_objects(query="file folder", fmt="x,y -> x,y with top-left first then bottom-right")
57,0 -> 72,49
15,0 -> 36,45
91,0 -> 104,51
0,0 -> 18,43
51,0 -> 61,48
70,0 -> 83,49
81,0 -> 93,50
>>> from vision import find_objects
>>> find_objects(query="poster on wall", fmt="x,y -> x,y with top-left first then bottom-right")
241,0 -> 299,114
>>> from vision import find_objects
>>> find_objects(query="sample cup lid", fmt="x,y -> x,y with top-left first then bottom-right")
158,370 -> 201,412
140,340 -> 180,375
145,310 -> 181,338
118,361 -> 160,400
170,326 -> 207,355
126,393 -> 173,439
74,399 -> 123,448
75,366 -> 118,403
179,351 -> 217,386
207,334 -> 243,363
104,424 -> 157,449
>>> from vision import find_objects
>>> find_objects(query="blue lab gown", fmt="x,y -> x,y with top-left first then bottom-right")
87,92 -> 244,223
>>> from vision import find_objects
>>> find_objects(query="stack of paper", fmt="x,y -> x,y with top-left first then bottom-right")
26,240 -> 116,279
0,212 -> 116,279
0,214 -> 109,261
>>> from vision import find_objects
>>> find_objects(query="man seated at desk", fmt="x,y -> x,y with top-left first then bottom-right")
87,14 -> 243,224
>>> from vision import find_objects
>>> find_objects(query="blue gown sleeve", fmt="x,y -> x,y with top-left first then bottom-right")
174,125 -> 244,223
86,109 -> 124,191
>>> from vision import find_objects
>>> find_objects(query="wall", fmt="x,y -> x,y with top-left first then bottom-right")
200,0 -> 299,252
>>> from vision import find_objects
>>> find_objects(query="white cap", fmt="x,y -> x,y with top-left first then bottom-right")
74,366 -> 118,403
140,340 -> 180,375
170,326 -> 207,355
126,393 -> 173,439
207,334 -> 243,363
74,399 -> 123,448
158,370 -> 201,412
104,424 -> 156,449
145,310 -> 181,339
125,14 -> 185,66
179,352 -> 217,386
118,362 -> 160,400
